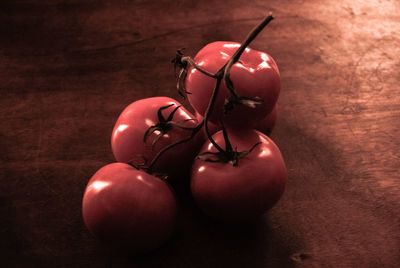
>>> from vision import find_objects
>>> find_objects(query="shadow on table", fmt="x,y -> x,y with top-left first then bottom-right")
102,171 -> 299,268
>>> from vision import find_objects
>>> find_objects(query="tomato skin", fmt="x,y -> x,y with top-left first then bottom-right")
255,105 -> 277,135
82,163 -> 177,253
186,41 -> 280,129
191,129 -> 286,222
196,106 -> 278,137
111,97 -> 202,178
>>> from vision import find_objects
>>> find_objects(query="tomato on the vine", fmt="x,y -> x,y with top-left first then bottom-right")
82,163 -> 177,253
185,41 -> 280,129
191,129 -> 287,222
82,14 -> 287,254
111,97 -> 202,178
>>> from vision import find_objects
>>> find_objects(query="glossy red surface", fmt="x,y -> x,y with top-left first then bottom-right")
191,129 -> 287,221
186,41 -> 280,128
197,106 -> 278,136
256,106 -> 277,135
82,163 -> 177,253
111,97 -> 202,178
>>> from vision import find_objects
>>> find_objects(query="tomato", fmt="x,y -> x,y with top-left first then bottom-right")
111,97 -> 203,178
185,41 -> 280,128
255,105 -> 277,135
82,163 -> 177,253
191,129 -> 286,221
196,106 -> 278,136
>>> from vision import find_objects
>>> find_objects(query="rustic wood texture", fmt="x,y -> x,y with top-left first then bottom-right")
1,0 -> 399,267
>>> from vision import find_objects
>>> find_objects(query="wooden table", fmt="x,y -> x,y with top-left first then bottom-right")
1,0 -> 399,267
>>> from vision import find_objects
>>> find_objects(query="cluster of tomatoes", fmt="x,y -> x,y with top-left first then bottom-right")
82,15 -> 287,254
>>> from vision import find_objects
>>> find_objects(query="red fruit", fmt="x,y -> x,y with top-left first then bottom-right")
111,97 -> 203,178
196,106 -> 278,136
186,41 -> 280,128
256,105 -> 277,135
191,129 -> 287,222
82,163 -> 177,253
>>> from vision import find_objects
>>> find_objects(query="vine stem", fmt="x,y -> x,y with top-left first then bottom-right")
146,14 -> 274,174
203,14 -> 274,155
203,78 -> 225,153
224,14 -> 274,96
147,121 -> 204,173
225,14 -> 274,70
181,56 -> 216,78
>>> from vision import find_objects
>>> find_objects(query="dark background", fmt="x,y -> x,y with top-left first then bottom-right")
1,0 -> 400,267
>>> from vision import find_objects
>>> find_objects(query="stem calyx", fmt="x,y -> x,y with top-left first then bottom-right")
197,122 -> 261,166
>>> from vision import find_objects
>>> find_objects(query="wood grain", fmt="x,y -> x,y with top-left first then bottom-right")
1,0 -> 399,267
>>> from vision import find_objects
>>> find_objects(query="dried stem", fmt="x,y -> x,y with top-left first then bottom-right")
146,14 -> 274,173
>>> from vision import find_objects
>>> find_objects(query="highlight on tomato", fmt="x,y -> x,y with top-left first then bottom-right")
82,163 -> 177,253
191,128 -> 287,222
111,97 -> 203,178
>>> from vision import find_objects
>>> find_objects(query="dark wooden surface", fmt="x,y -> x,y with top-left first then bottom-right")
1,0 -> 400,267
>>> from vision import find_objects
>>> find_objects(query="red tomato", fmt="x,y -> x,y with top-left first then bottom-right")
186,41 -> 280,129
111,97 -> 203,178
196,106 -> 278,136
82,163 -> 177,253
191,129 -> 287,222
255,105 -> 277,135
